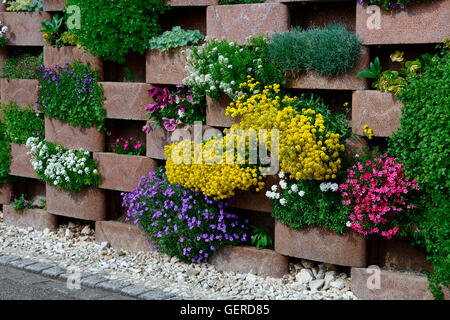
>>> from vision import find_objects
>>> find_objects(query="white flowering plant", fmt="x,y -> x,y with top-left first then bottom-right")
26,137 -> 101,192
0,19 -> 8,48
267,171 -> 349,234
182,35 -> 285,100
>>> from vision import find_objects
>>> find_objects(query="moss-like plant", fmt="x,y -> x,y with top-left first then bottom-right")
0,123 -> 11,186
1,53 -> 43,79
148,26 -> 204,52
0,102 -> 44,144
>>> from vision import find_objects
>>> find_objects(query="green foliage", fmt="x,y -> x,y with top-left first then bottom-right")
270,179 -> 349,234
374,70 -> 408,95
36,61 -> 106,130
66,0 -> 169,63
357,56 -> 382,79
5,0 -> 42,11
1,53 -> 43,79
388,47 -> 450,299
0,123 -> 11,186
364,0 -> 434,11
219,0 -> 265,4
148,26 -> 204,52
184,35 -> 286,100
267,25 -> 361,77
251,225 -> 273,249
0,102 -> 44,144
26,137 -> 101,192
10,194 -> 33,211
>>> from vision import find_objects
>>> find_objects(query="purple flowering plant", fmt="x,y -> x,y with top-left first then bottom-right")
122,167 -> 249,263
11,194 -> 33,211
35,60 -> 106,130
360,0 -> 433,11
142,85 -> 206,133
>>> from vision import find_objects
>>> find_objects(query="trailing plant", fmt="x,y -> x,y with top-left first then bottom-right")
26,137 -> 101,192
340,149 -> 420,239
0,122 -> 11,186
121,167 -> 249,263
0,102 -> 44,144
1,53 -> 43,79
142,85 -> 206,133
251,225 -> 273,249
388,44 -> 449,299
360,0 -> 436,11
183,36 -> 286,100
269,172 -> 349,234
36,61 -> 106,130
226,77 -> 349,181
0,21 -> 8,48
111,136 -> 145,156
267,25 -> 361,77
10,194 -> 33,211
148,26 -> 204,52
4,0 -> 42,11
66,0 -> 169,63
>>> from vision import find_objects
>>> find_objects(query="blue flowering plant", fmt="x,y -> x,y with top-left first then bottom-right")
35,60 -> 106,131
122,168 -> 249,264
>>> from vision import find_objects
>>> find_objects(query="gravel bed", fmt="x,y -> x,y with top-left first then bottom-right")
0,210 -> 356,300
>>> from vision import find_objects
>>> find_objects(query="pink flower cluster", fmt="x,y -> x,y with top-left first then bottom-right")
339,151 -> 419,239
111,136 -> 144,156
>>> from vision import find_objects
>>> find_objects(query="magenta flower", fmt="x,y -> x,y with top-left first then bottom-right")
145,102 -> 160,114
142,125 -> 152,133
162,117 -> 178,131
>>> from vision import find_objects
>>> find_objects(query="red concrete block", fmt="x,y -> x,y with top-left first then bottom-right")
373,238 -> 432,273
206,95 -> 241,128
356,1 -> 450,45
229,175 -> 278,213
146,47 -> 187,85
45,116 -> 105,152
43,46 -> 104,80
0,79 -> 39,108
95,221 -> 152,252
9,143 -> 39,179
43,0 -> 66,11
0,12 -> 51,46
146,124 -> 219,160
93,153 -> 158,192
275,222 -> 367,267
207,3 -> 290,45
101,82 -> 151,121
0,48 -> 8,71
209,245 -> 288,278
46,184 -> 106,221
344,135 -> 368,161
0,182 -> 13,204
352,90 -> 402,137
0,2 -> 6,11
286,46 -> 369,90
351,267 -> 450,300
3,205 -> 58,231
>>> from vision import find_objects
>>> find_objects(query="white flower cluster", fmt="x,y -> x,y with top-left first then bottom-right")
319,182 -> 339,192
0,19 -> 8,38
265,171 -> 306,206
26,137 -> 99,187
182,38 -> 245,100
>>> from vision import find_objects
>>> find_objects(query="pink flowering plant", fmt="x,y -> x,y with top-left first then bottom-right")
340,149 -> 420,239
11,194 -> 33,211
142,85 -> 205,133
121,167 -> 249,263
111,136 -> 144,156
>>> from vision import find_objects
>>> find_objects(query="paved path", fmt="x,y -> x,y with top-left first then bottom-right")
0,265 -> 136,300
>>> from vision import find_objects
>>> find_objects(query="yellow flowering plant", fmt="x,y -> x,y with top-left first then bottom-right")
226,77 -> 349,181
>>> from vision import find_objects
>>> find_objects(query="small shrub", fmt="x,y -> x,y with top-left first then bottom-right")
36,61 -> 106,130
26,137 -> 101,192
121,168 -> 249,263
148,27 -> 204,52
0,102 -> 44,144
5,0 -> 42,11
267,25 -> 361,77
1,53 -> 43,79
66,0 -> 169,63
